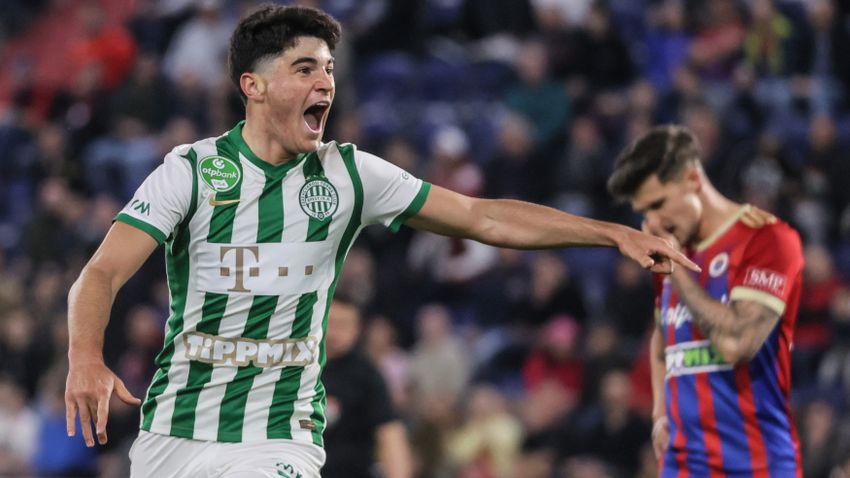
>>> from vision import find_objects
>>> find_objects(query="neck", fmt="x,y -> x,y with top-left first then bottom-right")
694,184 -> 741,244
242,111 -> 297,166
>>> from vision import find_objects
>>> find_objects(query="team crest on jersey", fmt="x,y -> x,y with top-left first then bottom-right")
275,462 -> 303,478
299,178 -> 338,221
709,252 -> 729,278
198,155 -> 241,192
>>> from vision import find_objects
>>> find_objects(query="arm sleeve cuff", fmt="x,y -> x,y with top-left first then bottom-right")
730,286 -> 787,315
388,182 -> 431,233
114,213 -> 168,245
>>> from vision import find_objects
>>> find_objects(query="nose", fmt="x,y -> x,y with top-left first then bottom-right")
644,211 -> 663,231
315,71 -> 333,93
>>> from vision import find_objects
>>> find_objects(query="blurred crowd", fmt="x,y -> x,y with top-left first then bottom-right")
1,0 -> 850,476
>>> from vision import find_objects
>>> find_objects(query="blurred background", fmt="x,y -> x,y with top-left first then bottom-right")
0,0 -> 849,476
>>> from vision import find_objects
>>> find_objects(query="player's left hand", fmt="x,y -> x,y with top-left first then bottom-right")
652,416 -> 670,461
65,359 -> 140,447
617,226 -> 699,275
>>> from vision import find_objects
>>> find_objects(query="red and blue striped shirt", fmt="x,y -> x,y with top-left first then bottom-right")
655,211 -> 803,477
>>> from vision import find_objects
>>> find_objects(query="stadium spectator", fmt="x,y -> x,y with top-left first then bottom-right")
503,39 -> 571,149
570,368 -> 650,474
642,0 -> 691,94
523,315 -> 584,405
0,378 -> 38,475
161,0 -> 231,92
446,384 -> 523,477
322,297 -> 413,478
68,1 -> 137,91
514,253 -> 587,328
364,316 -> 412,411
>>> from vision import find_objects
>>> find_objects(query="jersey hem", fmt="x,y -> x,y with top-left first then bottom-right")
388,181 -> 431,233
140,425 -> 327,448
115,213 -> 168,244
730,286 -> 786,315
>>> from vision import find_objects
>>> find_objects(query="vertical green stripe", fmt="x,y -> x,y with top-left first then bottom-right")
267,292 -> 319,439
309,143 -> 363,445
169,292 -> 227,437
142,148 -> 198,431
217,168 -> 285,441
168,136 -> 243,437
257,173 -> 283,242
269,146 -> 352,440
216,294 -> 278,441
207,138 -> 243,244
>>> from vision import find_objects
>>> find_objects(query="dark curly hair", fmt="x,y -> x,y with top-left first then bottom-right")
228,4 -> 341,102
607,125 -> 703,201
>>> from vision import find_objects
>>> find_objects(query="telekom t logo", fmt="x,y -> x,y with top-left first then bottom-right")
219,246 -> 259,292
217,245 -> 316,293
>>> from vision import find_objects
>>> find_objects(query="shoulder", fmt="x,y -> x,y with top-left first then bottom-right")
316,141 -> 367,162
317,141 -> 395,176
735,220 -> 804,273
164,135 -> 222,164
742,220 -> 802,254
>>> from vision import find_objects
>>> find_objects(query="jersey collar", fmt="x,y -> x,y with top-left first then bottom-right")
227,121 -> 308,179
695,204 -> 750,252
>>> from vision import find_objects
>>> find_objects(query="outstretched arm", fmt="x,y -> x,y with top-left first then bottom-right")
406,185 -> 700,274
66,222 -> 158,446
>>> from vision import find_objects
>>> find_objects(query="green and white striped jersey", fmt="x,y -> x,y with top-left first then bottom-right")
115,121 -> 430,446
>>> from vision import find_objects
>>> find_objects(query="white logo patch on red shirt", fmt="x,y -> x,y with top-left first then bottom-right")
743,267 -> 787,297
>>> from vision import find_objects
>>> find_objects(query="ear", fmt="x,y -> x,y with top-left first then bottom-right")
240,72 -> 267,102
683,165 -> 702,193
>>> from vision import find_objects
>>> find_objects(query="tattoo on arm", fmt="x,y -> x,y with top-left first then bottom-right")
672,272 -> 781,362
724,300 -> 781,359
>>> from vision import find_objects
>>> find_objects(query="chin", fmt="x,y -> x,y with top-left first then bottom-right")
296,138 -> 321,153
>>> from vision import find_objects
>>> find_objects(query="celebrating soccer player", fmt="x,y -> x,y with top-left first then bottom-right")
608,125 -> 804,477
65,5 -> 698,477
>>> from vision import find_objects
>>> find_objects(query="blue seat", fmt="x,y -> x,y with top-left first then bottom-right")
466,60 -> 516,101
419,57 -> 468,101
356,53 -> 418,102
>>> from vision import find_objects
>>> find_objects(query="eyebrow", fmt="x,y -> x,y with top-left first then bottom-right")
290,56 -> 335,67
636,197 -> 665,214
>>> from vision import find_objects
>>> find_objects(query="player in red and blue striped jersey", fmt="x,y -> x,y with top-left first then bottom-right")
608,125 -> 804,477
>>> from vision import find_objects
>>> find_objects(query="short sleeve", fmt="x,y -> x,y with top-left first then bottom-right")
353,147 -> 431,232
729,224 -> 803,315
114,148 -> 193,244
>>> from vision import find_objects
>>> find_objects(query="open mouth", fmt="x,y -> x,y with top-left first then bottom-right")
303,101 -> 330,134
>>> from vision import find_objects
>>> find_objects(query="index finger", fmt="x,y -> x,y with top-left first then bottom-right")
662,245 -> 701,273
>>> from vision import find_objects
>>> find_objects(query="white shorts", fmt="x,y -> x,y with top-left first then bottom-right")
129,430 -> 325,478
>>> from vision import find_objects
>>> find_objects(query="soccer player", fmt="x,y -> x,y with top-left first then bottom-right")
608,125 -> 804,477
64,5 -> 698,477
